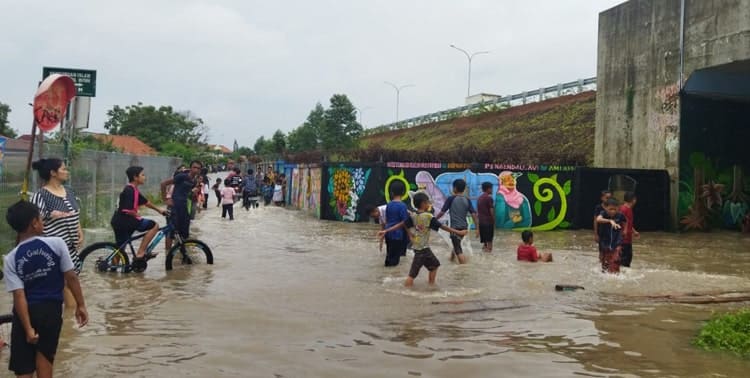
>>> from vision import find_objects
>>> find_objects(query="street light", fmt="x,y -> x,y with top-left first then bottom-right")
355,106 -> 373,126
384,81 -> 415,124
450,44 -> 490,97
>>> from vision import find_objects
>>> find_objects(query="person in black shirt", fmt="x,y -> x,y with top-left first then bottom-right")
111,166 -> 167,260
161,161 -> 202,241
595,198 -> 627,274
593,190 -> 612,244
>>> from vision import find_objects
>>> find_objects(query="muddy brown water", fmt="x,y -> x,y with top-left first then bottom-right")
1,206 -> 750,377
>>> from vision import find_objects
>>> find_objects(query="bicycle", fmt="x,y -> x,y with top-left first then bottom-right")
79,212 -> 213,273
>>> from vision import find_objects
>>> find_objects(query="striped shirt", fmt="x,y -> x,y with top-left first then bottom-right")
30,187 -> 82,274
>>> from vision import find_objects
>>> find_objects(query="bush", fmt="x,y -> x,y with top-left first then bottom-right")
695,310 -> 750,357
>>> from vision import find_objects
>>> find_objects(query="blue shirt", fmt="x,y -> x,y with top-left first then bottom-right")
171,172 -> 195,204
385,201 -> 409,241
4,236 -> 74,305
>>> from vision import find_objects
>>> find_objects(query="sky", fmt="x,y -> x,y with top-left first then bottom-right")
1,0 -> 624,149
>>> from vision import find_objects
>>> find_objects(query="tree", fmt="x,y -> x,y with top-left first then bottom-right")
253,136 -> 274,155
321,94 -> 362,150
271,129 -> 286,154
0,101 -> 17,138
288,103 -> 325,153
103,103 -> 207,151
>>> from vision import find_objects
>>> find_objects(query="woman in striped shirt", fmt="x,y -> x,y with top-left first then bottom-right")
30,158 -> 83,274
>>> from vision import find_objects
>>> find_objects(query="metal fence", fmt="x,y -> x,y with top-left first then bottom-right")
363,77 -> 597,135
0,144 -> 181,252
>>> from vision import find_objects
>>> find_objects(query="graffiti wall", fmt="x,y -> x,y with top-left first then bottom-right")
288,164 -> 322,219
318,162 -> 575,230
287,161 -> 671,231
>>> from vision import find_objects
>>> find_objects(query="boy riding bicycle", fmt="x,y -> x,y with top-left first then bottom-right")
111,166 -> 167,263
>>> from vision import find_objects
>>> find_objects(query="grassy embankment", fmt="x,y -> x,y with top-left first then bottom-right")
360,91 -> 597,164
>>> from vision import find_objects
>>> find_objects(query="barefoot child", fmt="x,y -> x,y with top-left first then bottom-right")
365,204 -> 387,252
221,183 -> 236,220
477,182 -> 495,252
596,198 -> 627,273
379,193 -> 468,287
4,200 -> 88,377
593,190 -> 612,244
212,178 -> 222,207
382,181 -> 410,267
517,230 -> 553,262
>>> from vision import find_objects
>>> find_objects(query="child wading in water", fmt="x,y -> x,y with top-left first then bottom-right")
212,178 -> 222,207
379,193 -> 468,287
596,198 -> 627,273
435,179 -> 479,264
221,182 -> 235,220
382,181 -> 410,266
4,201 -> 88,377
619,191 -> 639,267
477,182 -> 495,252
517,230 -> 553,262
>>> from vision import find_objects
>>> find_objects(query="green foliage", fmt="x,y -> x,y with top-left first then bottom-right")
321,94 -> 362,150
254,136 -> 274,156
534,201 -> 542,216
103,103 -> 207,152
256,94 -> 362,157
271,129 -> 287,154
527,173 -> 540,183
695,310 -> 750,357
160,141 -> 213,163
0,101 -> 17,138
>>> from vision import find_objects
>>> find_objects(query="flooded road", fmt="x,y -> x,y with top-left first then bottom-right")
2,205 -> 750,377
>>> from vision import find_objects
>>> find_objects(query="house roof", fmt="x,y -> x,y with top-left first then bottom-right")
89,133 -> 158,156
208,144 -> 232,154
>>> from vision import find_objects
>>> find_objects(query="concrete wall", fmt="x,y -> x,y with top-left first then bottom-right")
595,0 -> 750,226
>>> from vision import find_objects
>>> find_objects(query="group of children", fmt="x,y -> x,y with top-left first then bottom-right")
371,179 -> 641,287
370,178 -> 555,288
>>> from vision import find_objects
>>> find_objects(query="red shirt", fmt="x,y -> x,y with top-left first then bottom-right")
477,192 -> 494,225
517,244 -> 539,262
619,205 -> 634,243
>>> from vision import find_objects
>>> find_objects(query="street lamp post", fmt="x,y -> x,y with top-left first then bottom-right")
450,44 -> 490,97
355,106 -> 373,126
384,82 -> 415,124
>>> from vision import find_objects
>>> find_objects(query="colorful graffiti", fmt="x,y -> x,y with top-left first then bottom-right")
327,165 -> 372,221
381,165 -> 572,230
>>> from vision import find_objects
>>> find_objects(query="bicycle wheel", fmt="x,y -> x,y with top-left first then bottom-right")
0,313 -> 12,349
165,239 -> 213,271
79,242 -> 130,274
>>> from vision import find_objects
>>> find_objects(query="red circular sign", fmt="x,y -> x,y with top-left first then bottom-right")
33,74 -> 76,132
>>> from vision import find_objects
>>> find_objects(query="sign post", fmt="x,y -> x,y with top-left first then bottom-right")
42,67 -> 97,165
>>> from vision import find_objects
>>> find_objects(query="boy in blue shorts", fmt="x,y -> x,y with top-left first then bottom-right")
111,166 -> 167,262
4,200 -> 88,377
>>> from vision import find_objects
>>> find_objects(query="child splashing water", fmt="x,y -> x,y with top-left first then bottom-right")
379,193 -> 467,287
596,198 -> 627,274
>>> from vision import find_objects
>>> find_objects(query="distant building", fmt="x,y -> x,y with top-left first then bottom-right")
465,93 -> 503,105
86,133 -> 158,156
208,144 -> 232,156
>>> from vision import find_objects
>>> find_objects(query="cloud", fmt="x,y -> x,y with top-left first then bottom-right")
0,0 -> 623,148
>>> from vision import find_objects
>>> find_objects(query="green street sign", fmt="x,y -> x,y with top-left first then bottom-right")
42,67 -> 97,97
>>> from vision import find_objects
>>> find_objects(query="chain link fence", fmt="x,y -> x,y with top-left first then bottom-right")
1,144 -> 181,253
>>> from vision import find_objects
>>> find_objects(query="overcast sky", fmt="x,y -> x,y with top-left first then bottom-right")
1,0 -> 623,149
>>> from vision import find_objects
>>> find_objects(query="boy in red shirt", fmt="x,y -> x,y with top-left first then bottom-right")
619,191 -> 640,267
596,198 -> 627,273
517,230 -> 552,262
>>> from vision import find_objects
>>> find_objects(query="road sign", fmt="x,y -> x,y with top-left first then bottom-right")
42,67 -> 97,97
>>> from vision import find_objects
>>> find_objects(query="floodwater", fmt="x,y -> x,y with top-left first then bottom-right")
2,205 -> 750,377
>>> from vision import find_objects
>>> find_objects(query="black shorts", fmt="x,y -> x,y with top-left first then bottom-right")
450,230 -> 466,255
10,301 -> 63,375
111,212 -> 156,246
479,223 -> 494,243
409,248 -> 441,278
172,201 -> 191,239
